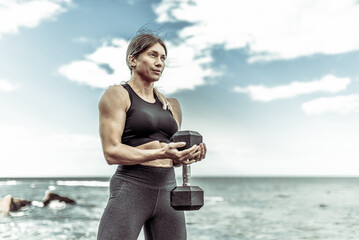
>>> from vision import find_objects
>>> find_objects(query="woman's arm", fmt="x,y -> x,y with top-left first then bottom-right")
99,86 -> 198,165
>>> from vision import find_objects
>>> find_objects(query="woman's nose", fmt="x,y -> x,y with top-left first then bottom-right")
155,57 -> 164,68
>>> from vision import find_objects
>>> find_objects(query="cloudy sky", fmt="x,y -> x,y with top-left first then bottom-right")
1,0 -> 359,177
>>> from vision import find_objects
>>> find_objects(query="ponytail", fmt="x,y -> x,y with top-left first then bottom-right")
153,88 -> 173,112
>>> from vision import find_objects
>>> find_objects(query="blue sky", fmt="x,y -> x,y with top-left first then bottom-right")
1,0 -> 359,177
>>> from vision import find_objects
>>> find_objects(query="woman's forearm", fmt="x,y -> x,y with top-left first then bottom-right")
103,143 -> 164,165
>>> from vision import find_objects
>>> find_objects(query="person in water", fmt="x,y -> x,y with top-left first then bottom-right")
96,33 -> 207,240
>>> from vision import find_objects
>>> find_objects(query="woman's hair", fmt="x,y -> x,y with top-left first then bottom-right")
126,33 -> 171,111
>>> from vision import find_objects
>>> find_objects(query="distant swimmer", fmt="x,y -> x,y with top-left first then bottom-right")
0,191 -> 76,215
43,191 -> 76,207
0,195 -> 31,215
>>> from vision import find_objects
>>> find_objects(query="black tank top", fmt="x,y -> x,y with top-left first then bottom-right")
121,84 -> 179,147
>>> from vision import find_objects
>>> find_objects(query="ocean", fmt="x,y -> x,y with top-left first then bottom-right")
1,177 -> 359,240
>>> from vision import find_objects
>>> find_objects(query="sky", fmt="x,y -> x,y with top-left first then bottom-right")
1,0 -> 359,177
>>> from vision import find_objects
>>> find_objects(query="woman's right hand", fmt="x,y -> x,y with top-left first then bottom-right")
162,142 -> 201,165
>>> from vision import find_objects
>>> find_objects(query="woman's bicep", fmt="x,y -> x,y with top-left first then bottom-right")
99,110 -> 125,148
98,87 -> 128,151
99,107 -> 127,165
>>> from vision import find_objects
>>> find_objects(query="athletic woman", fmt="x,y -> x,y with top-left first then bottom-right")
97,33 -> 207,240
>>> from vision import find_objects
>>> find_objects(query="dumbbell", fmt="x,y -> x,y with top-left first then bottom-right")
170,130 -> 204,211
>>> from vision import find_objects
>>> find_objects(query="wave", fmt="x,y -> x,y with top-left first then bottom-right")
48,200 -> 67,210
56,180 -> 109,187
0,180 -> 18,186
31,201 -> 44,208
205,196 -> 224,204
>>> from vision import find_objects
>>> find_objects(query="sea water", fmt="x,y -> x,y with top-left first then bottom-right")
1,177 -> 359,240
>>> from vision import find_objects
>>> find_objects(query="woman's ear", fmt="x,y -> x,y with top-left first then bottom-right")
128,55 -> 136,68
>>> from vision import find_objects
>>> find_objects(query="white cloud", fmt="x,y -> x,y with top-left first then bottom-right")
0,0 -> 72,39
154,0 -> 359,62
58,39 -> 217,93
155,42 -> 217,94
233,75 -> 350,102
0,125 -> 114,177
59,39 -> 129,88
302,95 -> 359,115
0,78 -> 20,92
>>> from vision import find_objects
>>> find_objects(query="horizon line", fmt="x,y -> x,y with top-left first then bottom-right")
2,175 -> 359,179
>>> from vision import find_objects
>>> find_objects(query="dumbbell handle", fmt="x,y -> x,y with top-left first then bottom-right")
170,130 -> 202,187
182,164 -> 191,186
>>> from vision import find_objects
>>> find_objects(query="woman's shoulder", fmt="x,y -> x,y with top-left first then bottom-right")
166,97 -> 181,113
99,84 -> 130,111
103,84 -> 129,99
167,97 -> 180,108
166,97 -> 180,107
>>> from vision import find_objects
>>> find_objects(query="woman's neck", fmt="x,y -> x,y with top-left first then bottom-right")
128,76 -> 155,99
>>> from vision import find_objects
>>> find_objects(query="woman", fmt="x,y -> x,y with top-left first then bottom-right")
97,33 -> 206,240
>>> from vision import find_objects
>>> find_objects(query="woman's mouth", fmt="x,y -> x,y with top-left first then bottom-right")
152,69 -> 162,75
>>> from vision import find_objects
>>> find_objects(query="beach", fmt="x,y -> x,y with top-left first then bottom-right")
1,177 -> 359,240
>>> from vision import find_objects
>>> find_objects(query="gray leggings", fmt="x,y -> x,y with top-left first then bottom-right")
97,165 -> 186,240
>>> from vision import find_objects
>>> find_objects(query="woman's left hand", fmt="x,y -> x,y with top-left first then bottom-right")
184,143 -> 206,165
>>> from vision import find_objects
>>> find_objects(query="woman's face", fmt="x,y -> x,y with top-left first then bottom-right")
133,42 -> 166,82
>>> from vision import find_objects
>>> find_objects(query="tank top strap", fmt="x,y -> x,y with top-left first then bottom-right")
122,83 -> 134,103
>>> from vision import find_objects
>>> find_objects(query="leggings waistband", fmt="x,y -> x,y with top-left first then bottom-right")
113,164 -> 176,188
